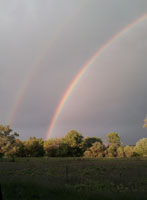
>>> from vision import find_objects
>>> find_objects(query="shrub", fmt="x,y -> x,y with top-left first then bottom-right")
124,146 -> 135,157
24,137 -> 44,157
83,136 -> 102,151
106,144 -> 118,157
44,139 -> 60,157
84,142 -> 105,158
117,146 -> 125,157
134,138 -> 147,156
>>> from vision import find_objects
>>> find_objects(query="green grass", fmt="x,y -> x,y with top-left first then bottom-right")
0,157 -> 147,199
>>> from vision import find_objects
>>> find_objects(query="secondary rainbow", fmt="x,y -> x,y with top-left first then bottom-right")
8,23 -> 72,125
46,13 -> 147,140
7,4 -> 86,126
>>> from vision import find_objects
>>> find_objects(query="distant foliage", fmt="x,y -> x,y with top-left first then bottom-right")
117,146 -> 125,157
5,139 -> 25,157
44,138 -> 61,157
106,144 -> 118,157
84,142 -> 105,158
62,130 -> 84,157
24,137 -> 44,157
0,125 -> 19,158
124,146 -> 135,157
134,138 -> 147,156
0,125 -> 147,158
83,136 -> 102,151
107,132 -> 121,146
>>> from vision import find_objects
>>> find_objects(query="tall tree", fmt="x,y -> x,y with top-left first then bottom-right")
0,125 -> 19,157
107,132 -> 121,146
63,130 -> 84,156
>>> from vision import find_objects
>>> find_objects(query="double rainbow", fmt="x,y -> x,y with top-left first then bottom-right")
46,14 -> 147,140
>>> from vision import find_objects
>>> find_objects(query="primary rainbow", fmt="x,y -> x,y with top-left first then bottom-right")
46,13 -> 147,140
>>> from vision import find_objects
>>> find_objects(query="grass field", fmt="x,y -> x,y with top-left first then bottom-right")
0,157 -> 147,200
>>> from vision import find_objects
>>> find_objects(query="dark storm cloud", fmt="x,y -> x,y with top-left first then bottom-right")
0,0 -> 146,143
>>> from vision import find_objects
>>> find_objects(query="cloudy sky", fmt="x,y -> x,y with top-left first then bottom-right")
0,0 -> 147,144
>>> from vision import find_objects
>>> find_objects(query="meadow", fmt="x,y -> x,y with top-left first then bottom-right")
0,157 -> 147,200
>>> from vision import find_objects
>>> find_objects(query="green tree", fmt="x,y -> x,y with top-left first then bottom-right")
24,137 -> 44,157
5,139 -> 25,157
83,136 -> 102,151
63,130 -> 84,156
44,138 -> 61,157
107,132 -> 121,146
84,142 -> 105,158
117,146 -> 125,157
56,142 -> 70,157
134,138 -> 147,156
124,145 -> 135,157
106,144 -> 118,157
0,125 -> 19,157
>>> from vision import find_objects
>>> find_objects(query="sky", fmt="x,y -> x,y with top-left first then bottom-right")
0,0 -> 147,144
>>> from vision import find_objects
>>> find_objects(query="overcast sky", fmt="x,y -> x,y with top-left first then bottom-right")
0,0 -> 147,144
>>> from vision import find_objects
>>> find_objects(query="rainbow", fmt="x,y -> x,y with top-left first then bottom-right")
46,13 -> 147,140
8,25 -> 71,125
8,3 -> 87,126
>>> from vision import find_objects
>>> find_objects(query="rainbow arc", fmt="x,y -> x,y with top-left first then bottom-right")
46,14 -> 147,140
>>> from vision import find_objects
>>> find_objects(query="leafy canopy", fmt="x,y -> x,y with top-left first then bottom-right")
107,132 -> 121,145
134,138 -> 147,156
0,125 -> 19,157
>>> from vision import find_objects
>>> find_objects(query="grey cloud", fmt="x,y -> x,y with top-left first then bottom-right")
0,0 -> 146,143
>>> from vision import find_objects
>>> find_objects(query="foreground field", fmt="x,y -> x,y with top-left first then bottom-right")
0,157 -> 147,200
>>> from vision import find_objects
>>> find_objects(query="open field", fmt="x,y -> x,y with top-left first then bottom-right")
0,157 -> 147,200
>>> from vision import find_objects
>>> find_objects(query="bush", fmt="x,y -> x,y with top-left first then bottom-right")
124,146 -> 135,157
134,138 -> 147,156
106,144 -> 118,157
83,137 -> 102,151
84,142 -> 105,158
24,137 -> 44,157
44,139 -> 60,157
117,146 -> 125,157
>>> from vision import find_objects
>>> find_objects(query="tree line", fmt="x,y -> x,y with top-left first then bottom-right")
0,123 -> 147,159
